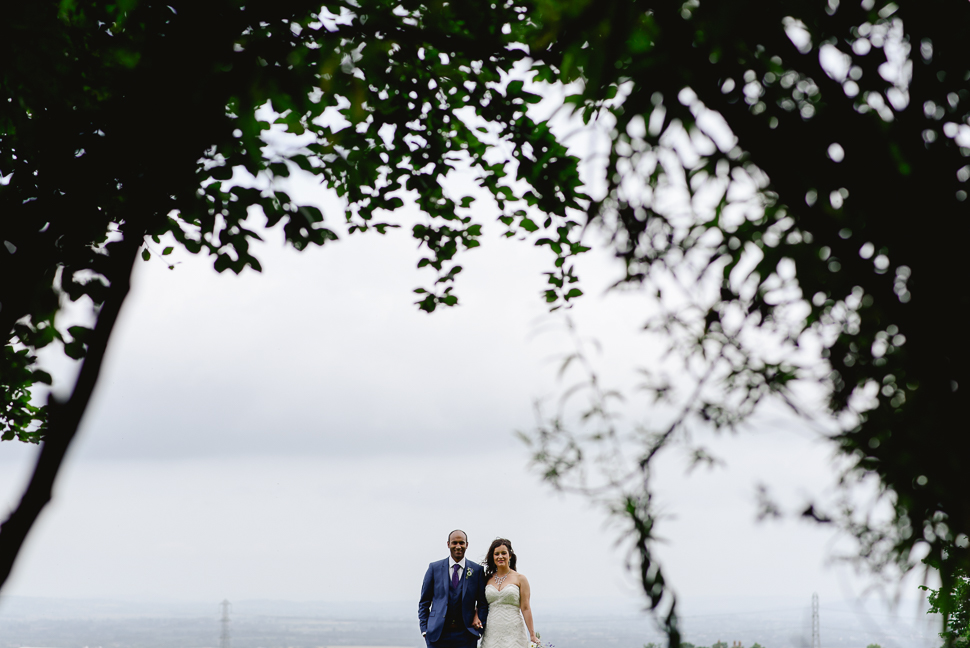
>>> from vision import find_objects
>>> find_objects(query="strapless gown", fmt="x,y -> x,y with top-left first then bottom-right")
480,584 -> 529,648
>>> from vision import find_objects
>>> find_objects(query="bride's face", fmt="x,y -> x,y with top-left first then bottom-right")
492,545 -> 511,569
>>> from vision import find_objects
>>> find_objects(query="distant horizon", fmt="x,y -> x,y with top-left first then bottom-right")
0,592 -> 942,648
0,591 -> 939,617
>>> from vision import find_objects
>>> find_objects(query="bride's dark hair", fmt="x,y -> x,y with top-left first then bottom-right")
483,538 -> 517,579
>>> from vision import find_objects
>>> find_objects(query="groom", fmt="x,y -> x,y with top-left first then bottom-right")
419,530 -> 489,648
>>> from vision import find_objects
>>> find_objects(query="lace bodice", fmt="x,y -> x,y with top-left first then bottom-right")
481,584 -> 529,648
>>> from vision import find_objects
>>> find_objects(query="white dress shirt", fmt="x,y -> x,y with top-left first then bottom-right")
448,556 -> 467,584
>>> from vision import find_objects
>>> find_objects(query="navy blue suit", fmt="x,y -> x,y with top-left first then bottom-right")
418,558 -> 489,648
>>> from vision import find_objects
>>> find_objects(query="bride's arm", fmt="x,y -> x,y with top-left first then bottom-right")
517,575 -> 539,644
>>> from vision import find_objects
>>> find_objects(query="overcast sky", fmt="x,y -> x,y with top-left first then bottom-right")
0,218 -> 928,616
0,76 -> 936,639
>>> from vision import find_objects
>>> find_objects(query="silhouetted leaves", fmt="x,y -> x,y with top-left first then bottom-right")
1,0 -> 590,441
922,557 -> 970,647
4,3 -> 969,644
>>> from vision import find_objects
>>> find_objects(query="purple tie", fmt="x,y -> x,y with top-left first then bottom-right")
451,564 -> 461,589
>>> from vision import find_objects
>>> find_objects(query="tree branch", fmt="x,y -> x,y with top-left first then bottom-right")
0,235 -> 141,592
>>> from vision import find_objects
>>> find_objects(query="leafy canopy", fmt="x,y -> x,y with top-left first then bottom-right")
3,0 -> 970,644
0,0 -> 588,443
922,564 -> 970,647
519,0 -> 970,639
0,0 -> 597,596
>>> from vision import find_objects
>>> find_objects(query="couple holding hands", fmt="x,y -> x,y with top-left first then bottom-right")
419,531 -> 539,648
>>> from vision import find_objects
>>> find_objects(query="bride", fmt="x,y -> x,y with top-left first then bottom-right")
474,538 -> 539,648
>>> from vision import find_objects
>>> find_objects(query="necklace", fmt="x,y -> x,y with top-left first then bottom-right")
493,571 -> 512,587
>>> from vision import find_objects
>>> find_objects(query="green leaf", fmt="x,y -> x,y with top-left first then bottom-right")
210,165 -> 233,181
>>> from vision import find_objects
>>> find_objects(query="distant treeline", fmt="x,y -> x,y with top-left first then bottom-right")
645,642 -> 767,648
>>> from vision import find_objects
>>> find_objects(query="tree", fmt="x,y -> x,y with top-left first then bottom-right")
923,563 -> 970,647
4,1 -> 970,646
516,0 -> 970,643
0,0 -> 588,591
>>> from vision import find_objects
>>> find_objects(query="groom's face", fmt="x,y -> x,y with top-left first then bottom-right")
448,532 -> 468,562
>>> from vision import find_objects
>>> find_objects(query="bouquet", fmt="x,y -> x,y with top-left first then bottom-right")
530,632 -> 554,648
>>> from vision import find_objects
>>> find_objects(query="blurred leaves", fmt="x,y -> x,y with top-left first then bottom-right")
4,1 -> 969,644
520,0 -> 970,643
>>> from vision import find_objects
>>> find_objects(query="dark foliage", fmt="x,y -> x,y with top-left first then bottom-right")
923,562 -> 970,646
3,2 -> 970,646
521,0 -> 969,644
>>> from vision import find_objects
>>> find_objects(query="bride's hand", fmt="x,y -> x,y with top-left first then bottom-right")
472,612 -> 482,630
530,634 -> 539,645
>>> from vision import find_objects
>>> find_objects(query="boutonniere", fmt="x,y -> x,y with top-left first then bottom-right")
466,567 -> 473,578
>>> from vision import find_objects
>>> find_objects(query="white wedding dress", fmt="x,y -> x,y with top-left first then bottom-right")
480,584 -> 530,648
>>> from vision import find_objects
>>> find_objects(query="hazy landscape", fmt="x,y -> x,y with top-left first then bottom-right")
0,596 -> 941,648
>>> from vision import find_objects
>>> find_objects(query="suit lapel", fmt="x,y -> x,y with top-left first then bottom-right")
439,558 -> 449,594
460,560 -> 470,597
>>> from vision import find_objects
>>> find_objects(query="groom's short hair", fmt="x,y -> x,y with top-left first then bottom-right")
448,529 -> 468,542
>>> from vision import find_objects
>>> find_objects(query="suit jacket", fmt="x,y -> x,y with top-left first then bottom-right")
418,558 -> 489,642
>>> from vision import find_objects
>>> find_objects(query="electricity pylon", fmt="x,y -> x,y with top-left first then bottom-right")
811,592 -> 820,648
220,599 -> 232,648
